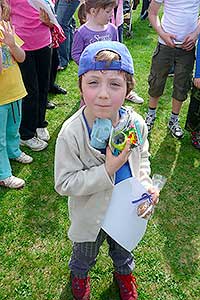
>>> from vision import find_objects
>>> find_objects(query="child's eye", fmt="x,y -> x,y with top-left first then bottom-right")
88,81 -> 98,85
105,9 -> 112,14
111,82 -> 121,87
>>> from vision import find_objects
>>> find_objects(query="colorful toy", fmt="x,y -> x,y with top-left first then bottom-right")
109,108 -> 143,156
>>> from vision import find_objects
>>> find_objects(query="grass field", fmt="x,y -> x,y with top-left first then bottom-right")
0,5 -> 200,300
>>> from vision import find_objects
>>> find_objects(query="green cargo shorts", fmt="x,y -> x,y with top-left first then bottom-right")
148,43 -> 195,101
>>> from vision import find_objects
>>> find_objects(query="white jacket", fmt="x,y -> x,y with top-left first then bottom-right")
54,106 -> 152,242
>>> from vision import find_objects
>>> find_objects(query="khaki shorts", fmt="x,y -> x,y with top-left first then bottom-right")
148,43 -> 195,101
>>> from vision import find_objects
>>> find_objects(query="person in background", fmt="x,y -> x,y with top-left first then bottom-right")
145,0 -> 200,139
56,0 -> 80,71
8,0 -> 52,151
0,1 -> 33,189
112,0 -> 124,43
54,41 -> 159,300
185,36 -> 200,150
72,0 -> 117,65
47,0 -> 67,110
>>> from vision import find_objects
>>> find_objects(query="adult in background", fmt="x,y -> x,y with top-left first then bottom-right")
8,0 -> 52,151
145,0 -> 200,139
56,0 -> 80,70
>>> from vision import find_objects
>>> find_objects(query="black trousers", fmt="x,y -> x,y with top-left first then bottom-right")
185,85 -> 200,132
49,48 -> 59,91
19,46 -> 51,140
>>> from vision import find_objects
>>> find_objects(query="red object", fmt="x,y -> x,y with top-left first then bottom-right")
71,274 -> 91,300
114,272 -> 138,300
191,131 -> 200,149
51,24 -> 66,48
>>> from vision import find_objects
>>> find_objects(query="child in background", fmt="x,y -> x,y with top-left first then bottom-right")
72,0 -> 118,65
54,41 -> 159,300
74,0 -> 143,105
0,1 -> 33,189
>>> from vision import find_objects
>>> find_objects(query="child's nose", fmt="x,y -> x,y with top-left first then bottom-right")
99,86 -> 109,98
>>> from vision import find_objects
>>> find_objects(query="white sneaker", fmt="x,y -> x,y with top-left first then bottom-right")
168,120 -> 184,139
12,152 -> 33,164
36,128 -> 50,142
126,91 -> 144,104
0,175 -> 25,189
20,137 -> 48,151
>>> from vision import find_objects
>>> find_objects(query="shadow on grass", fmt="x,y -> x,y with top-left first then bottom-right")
151,131 -> 200,281
99,281 -> 120,300
60,278 -> 73,300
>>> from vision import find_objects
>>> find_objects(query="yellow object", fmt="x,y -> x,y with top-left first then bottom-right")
111,131 -> 127,151
0,24 -> 27,105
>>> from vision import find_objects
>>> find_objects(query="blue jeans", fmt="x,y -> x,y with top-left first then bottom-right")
0,100 -> 22,180
56,0 -> 80,68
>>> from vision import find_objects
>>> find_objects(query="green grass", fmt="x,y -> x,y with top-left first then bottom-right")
0,6 -> 200,300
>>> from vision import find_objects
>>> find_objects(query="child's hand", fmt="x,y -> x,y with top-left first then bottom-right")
0,21 -> 16,49
39,9 -> 54,28
148,186 -> 159,205
105,139 -> 131,177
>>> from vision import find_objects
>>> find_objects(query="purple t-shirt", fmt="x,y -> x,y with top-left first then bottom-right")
72,23 -> 118,64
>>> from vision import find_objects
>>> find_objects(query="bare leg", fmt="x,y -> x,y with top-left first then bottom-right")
172,98 -> 183,114
149,95 -> 160,108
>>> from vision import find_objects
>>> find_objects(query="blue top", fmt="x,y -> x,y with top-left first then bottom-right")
83,109 -> 132,184
195,36 -> 200,78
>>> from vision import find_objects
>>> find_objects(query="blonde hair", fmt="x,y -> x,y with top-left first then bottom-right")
79,49 -> 135,96
0,0 -> 10,21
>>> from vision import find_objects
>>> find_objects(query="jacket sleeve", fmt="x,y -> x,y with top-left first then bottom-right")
54,133 -> 114,197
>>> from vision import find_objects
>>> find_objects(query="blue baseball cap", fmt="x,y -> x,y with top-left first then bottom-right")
78,41 -> 134,77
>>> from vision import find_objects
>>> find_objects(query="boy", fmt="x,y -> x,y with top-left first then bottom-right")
54,41 -> 158,300
146,0 -> 200,138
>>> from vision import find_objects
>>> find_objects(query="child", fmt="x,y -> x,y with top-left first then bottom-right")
185,36 -> 200,150
0,1 -> 33,189
54,41 -> 159,300
72,0 -> 118,65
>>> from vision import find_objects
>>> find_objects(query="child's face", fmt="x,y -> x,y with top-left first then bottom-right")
82,70 -> 127,123
94,6 -> 113,25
